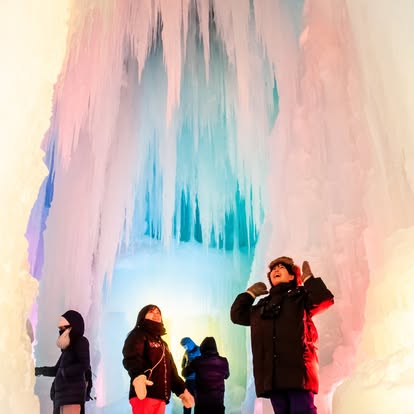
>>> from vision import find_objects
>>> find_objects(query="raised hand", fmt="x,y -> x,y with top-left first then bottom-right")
302,261 -> 313,283
247,282 -> 268,298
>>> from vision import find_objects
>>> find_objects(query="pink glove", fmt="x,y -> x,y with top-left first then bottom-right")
179,388 -> 194,408
133,374 -> 154,400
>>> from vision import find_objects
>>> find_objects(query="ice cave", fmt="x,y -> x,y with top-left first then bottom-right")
1,1 -> 414,413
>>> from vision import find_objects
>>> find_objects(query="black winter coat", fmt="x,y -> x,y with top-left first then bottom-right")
183,337 -> 229,414
122,328 -> 186,402
51,337 -> 90,407
230,277 -> 333,397
36,311 -> 91,410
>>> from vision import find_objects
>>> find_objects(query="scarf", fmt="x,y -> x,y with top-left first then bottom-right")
140,319 -> 166,337
269,280 -> 296,296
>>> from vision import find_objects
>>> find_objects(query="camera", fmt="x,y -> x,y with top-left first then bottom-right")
260,302 -> 281,319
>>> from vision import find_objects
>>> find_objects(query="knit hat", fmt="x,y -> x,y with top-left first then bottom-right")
267,256 -> 301,286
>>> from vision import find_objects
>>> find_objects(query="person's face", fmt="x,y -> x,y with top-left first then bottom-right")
269,264 -> 294,286
145,307 -> 162,323
58,324 -> 71,336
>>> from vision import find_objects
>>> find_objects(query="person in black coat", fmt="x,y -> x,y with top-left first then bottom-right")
122,304 -> 194,414
231,256 -> 334,414
183,336 -> 230,414
35,310 -> 92,414
180,337 -> 201,414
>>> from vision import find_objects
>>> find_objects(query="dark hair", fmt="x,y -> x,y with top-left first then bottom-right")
135,304 -> 161,328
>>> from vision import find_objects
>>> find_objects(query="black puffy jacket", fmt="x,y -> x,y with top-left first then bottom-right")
122,306 -> 186,404
231,277 -> 333,397
37,310 -> 91,410
183,337 -> 229,412
122,328 -> 186,402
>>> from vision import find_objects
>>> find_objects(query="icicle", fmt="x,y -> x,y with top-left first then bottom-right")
196,0 -> 211,81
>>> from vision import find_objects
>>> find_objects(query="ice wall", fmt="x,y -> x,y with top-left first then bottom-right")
0,1 -> 70,412
243,2 -> 370,412
332,1 -> 414,412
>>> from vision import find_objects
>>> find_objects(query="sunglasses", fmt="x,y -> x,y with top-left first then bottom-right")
58,325 -> 71,335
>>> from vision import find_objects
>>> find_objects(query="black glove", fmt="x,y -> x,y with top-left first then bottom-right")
247,282 -> 268,298
35,367 -> 44,376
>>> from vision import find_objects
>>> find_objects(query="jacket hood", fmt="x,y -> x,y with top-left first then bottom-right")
61,310 -> 84,339
200,336 -> 218,355
180,337 -> 197,351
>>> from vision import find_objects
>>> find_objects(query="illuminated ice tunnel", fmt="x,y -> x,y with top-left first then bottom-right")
2,1 -> 414,413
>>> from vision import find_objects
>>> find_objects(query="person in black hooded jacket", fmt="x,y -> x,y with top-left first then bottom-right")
122,304 -> 194,414
182,336 -> 229,414
231,257 -> 334,414
35,309 -> 92,414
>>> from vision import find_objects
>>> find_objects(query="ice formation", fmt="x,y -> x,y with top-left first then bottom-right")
0,1 -> 70,412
